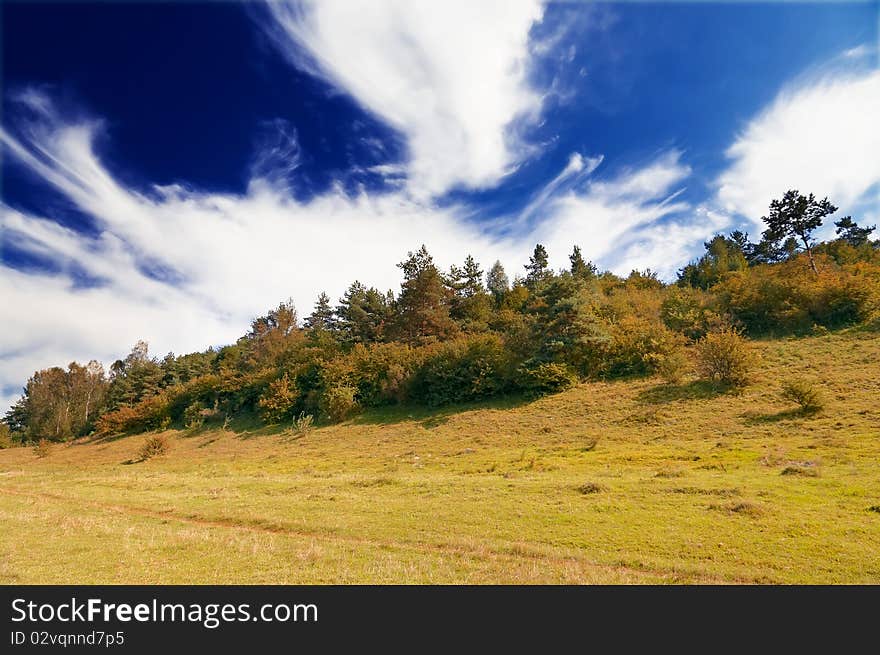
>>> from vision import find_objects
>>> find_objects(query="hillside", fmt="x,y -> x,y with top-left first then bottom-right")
1,329 -> 879,584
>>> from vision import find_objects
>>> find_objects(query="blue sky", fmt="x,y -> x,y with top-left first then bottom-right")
1,1 -> 878,409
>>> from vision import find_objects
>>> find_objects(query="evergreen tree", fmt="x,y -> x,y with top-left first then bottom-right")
160,350 -> 215,387
305,292 -> 336,333
486,260 -> 510,302
524,244 -> 551,288
107,341 -> 164,409
448,255 -> 491,331
392,245 -> 457,343
835,216 -> 876,247
761,190 -> 836,273
460,255 -> 485,297
336,282 -> 389,345
569,245 -> 597,280
528,275 -> 606,372
728,230 -> 750,253
677,234 -> 748,289
747,233 -> 788,265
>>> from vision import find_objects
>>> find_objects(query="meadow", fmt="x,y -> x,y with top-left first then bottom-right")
1,329 -> 878,584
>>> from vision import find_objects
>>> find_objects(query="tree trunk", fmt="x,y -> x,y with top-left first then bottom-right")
803,239 -> 818,274
84,387 -> 92,426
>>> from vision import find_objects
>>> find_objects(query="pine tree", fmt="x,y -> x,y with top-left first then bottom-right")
107,341 -> 164,409
392,245 -> 457,343
305,292 -> 336,333
524,244 -> 552,288
835,216 -> 876,247
677,234 -> 750,288
569,245 -> 597,280
336,282 -> 389,344
448,255 -> 491,331
486,260 -> 509,302
761,190 -> 836,274
461,255 -> 485,297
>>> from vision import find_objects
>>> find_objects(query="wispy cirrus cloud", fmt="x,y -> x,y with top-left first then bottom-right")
536,150 -> 718,277
255,0 -> 546,199
0,90 -> 707,411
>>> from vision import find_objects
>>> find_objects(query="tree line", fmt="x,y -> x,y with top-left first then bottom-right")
2,190 -> 878,445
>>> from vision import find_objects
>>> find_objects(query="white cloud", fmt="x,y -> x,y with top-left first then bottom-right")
0,98 -> 716,412
0,102 -> 515,410
517,151 -> 603,223
716,65 -> 880,226
842,44 -> 871,60
258,0 -> 545,199
536,150 -> 718,278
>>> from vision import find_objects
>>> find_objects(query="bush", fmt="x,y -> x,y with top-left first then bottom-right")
781,380 -> 824,414
319,385 -> 359,422
410,335 -> 514,406
321,343 -> 421,407
601,316 -> 687,379
183,401 -> 206,429
258,373 -> 300,423
137,434 -> 169,461
33,439 -> 52,458
517,362 -> 577,395
290,412 -> 314,437
650,347 -> 690,385
94,392 -> 173,436
713,256 -> 880,334
0,423 -> 13,449
695,328 -> 757,386
577,481 -> 605,494
808,268 -> 878,328
661,286 -> 721,340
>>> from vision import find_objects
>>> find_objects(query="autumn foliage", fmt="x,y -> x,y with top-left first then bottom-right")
4,192 -> 879,441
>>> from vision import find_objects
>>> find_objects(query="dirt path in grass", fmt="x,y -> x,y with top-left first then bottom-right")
0,485 -> 745,584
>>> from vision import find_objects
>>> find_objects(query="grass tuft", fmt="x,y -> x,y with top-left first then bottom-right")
577,482 -> 606,495
780,465 -> 820,477
709,500 -> 763,517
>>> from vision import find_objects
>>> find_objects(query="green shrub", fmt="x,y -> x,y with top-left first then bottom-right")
695,328 -> 757,387
781,380 -> 824,414
650,347 -> 690,385
320,385 -> 359,422
410,334 -> 514,406
661,286 -> 720,340
0,423 -> 13,449
602,316 -> 687,379
258,373 -> 300,423
183,401 -> 206,429
321,342 -> 420,407
517,362 -> 577,395
137,434 -> 169,461
290,412 -> 314,437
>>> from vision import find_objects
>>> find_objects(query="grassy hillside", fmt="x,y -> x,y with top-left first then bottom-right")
1,329 -> 878,584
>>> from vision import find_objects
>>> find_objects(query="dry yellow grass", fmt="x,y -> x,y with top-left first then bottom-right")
1,329 -> 878,583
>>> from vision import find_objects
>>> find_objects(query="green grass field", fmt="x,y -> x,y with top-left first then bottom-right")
1,330 -> 878,584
